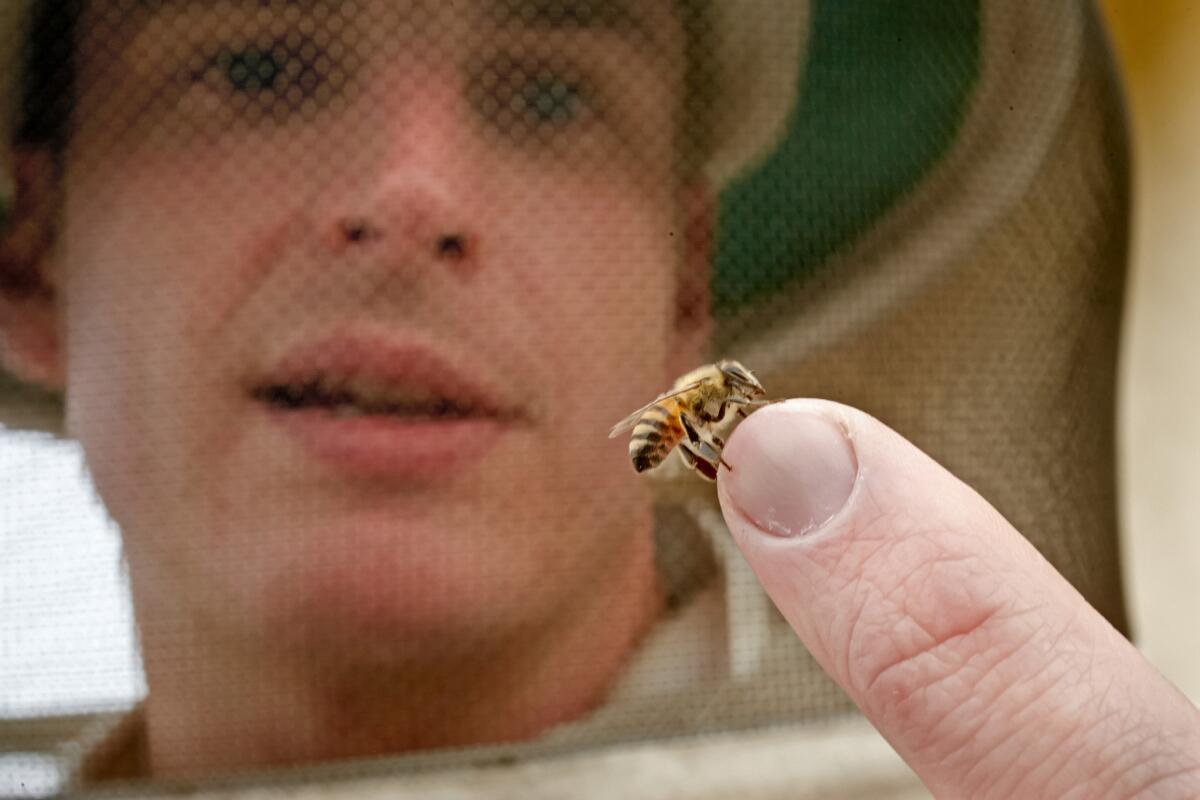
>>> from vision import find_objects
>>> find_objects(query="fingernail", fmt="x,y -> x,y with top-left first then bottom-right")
720,401 -> 859,537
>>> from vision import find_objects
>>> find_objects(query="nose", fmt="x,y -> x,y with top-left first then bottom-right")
332,215 -> 468,263
320,67 -> 480,274
328,176 -> 476,269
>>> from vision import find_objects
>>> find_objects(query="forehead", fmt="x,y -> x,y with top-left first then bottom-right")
83,0 -> 681,54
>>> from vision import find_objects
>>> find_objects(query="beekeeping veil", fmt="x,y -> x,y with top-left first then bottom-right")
0,0 -> 1128,796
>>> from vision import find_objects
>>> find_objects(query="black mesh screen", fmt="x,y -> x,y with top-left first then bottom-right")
0,1 -> 1128,795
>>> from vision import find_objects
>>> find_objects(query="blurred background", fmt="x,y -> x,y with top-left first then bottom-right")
1101,0 -> 1200,704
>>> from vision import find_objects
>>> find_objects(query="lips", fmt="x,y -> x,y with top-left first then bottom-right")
247,334 -> 521,477
251,335 -> 517,418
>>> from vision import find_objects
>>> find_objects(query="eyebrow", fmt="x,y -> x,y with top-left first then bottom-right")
131,0 -> 335,11
128,0 -> 655,33
124,0 -> 665,58
487,0 -> 657,47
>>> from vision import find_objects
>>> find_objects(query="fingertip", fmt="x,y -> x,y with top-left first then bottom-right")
718,399 -> 859,539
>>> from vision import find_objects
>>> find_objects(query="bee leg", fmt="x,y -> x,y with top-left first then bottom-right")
678,443 -> 697,468
681,413 -> 733,473
678,441 -> 718,481
730,397 -> 771,418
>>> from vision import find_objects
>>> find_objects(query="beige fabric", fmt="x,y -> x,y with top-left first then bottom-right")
701,0 -> 809,186
67,716 -> 929,800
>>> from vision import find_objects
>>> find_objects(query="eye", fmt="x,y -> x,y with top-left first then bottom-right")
217,47 -> 281,94
182,37 -> 341,119
518,71 -> 586,124
472,55 -> 597,139
189,45 -> 284,96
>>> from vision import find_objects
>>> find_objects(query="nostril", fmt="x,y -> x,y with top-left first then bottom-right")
338,218 -> 376,243
437,234 -> 466,259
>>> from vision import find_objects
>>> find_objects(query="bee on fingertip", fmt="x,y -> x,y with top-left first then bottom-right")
608,360 -> 770,482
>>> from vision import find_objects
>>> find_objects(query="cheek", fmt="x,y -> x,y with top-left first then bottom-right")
59,131 -> 259,391
514,185 -> 681,436
57,170 -> 231,509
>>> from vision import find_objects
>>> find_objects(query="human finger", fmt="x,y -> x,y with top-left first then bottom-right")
717,399 -> 1200,799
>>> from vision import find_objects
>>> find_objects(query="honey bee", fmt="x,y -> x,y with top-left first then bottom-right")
608,360 -> 768,481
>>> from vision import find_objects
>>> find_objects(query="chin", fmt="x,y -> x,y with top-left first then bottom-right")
256,525 -> 546,655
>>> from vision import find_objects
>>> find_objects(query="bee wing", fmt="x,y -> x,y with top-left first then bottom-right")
607,382 -> 706,438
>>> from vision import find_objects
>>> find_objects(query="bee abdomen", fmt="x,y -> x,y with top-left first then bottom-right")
628,405 -> 682,472
632,453 -> 657,472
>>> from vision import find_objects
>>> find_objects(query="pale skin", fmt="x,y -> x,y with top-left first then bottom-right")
720,403 -> 1200,798
1,0 -> 713,778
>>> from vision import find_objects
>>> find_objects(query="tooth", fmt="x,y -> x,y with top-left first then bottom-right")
317,375 -> 342,398
343,376 -> 442,408
351,379 -> 401,408
266,373 -> 479,417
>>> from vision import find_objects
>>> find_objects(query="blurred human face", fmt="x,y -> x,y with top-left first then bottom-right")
60,0 -> 699,664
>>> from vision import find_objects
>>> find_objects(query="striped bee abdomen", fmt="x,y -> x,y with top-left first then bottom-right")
628,401 -> 685,473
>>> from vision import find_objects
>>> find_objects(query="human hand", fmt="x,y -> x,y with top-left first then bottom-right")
717,400 -> 1200,799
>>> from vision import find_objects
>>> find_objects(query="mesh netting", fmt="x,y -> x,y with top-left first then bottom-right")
0,0 -> 1128,795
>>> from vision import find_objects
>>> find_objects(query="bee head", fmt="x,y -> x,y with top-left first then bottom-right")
718,360 -> 765,396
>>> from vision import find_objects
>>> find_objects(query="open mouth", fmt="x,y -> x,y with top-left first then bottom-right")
251,378 -> 493,420
246,332 -> 527,437
246,335 -> 519,474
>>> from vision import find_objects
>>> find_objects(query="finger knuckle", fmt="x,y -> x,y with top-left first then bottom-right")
833,511 -> 1040,753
